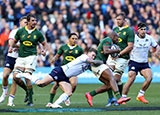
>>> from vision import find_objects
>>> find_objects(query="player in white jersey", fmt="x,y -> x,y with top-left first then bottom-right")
0,16 -> 28,106
122,22 -> 159,104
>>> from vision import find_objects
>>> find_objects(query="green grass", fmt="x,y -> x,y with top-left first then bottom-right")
0,83 -> 160,115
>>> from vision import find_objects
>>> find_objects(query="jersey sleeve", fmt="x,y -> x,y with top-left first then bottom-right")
14,29 -> 21,41
38,32 -> 45,43
8,29 -> 17,39
127,28 -> 135,43
57,45 -> 64,56
80,47 -> 84,55
80,54 -> 89,62
103,38 -> 112,47
150,36 -> 157,48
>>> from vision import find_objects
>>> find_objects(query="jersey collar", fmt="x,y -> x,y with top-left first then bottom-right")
25,26 -> 36,32
67,43 -> 77,49
119,25 -> 128,31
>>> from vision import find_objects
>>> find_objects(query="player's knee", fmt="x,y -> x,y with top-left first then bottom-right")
37,83 -> 45,87
3,73 -> 9,80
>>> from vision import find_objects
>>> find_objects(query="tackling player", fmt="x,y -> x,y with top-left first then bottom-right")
46,33 -> 84,107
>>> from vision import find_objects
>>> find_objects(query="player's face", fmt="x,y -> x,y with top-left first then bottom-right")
69,35 -> 78,46
20,19 -> 27,27
138,27 -> 146,38
116,15 -> 125,27
28,17 -> 37,29
88,51 -> 96,60
113,34 -> 119,43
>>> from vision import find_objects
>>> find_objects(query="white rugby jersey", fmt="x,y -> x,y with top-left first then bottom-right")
130,34 -> 157,63
7,28 -> 19,58
61,54 -> 90,78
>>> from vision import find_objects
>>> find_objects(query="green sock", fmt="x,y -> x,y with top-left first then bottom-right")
90,90 -> 96,96
108,89 -> 114,99
27,86 -> 33,103
114,91 -> 121,99
117,81 -> 123,96
49,93 -> 55,103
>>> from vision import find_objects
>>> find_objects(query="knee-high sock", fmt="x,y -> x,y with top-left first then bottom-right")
54,93 -> 69,105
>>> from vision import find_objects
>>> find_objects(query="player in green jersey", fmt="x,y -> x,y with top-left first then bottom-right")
105,12 -> 134,106
46,33 -> 84,107
8,14 -> 47,106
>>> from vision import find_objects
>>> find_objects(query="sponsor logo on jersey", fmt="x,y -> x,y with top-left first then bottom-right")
69,51 -> 73,53
118,32 -> 121,34
33,35 -> 37,39
23,41 -> 32,46
118,38 -> 122,42
75,50 -> 78,54
123,31 -> 126,35
65,56 -> 75,61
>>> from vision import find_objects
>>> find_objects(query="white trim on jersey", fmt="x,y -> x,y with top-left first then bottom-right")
130,34 -> 157,63
7,28 -> 19,58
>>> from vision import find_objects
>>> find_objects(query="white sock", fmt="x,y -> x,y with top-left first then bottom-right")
8,95 -> 15,104
122,94 -> 127,98
2,86 -> 8,96
137,90 -> 145,97
54,93 -> 69,105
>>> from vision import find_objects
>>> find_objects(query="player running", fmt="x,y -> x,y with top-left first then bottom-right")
0,16 -> 29,106
122,22 -> 159,104
8,14 -> 47,106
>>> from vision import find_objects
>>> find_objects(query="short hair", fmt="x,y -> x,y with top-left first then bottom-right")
116,12 -> 126,19
68,33 -> 79,39
26,14 -> 36,22
19,16 -> 27,22
138,22 -> 146,29
88,48 -> 97,54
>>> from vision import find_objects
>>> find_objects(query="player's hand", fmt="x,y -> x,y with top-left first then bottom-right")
8,47 -> 13,53
41,50 -> 46,56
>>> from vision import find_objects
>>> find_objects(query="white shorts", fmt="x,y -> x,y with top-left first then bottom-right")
91,64 -> 109,78
107,55 -> 129,75
14,55 -> 38,70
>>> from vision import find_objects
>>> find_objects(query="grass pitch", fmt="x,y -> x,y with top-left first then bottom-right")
0,83 -> 160,115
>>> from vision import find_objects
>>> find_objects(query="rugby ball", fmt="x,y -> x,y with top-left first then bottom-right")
110,44 -> 119,58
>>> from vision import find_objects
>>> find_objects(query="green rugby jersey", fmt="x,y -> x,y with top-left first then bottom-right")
95,37 -> 113,63
57,44 -> 84,65
15,26 -> 45,57
113,25 -> 134,59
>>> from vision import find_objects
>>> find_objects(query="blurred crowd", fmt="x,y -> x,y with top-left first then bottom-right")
0,0 -> 160,67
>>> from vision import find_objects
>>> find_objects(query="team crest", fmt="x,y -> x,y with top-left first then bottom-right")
33,35 -> 37,39
64,50 -> 67,53
118,32 -> 121,34
75,50 -> 78,54
123,32 -> 126,35
22,35 -> 25,38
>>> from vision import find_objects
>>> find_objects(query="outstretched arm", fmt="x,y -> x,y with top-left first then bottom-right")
40,40 -> 47,56
8,39 -> 17,53
86,58 -> 103,67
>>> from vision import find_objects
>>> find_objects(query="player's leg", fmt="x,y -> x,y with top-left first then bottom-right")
137,68 -> 152,104
46,82 -> 59,107
8,79 -> 17,106
0,68 -> 12,103
122,71 -> 136,97
51,81 -> 72,108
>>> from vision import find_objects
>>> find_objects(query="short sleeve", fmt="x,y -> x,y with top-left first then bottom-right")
38,32 -> 45,43
150,36 -> 157,48
127,28 -> 135,43
57,45 -> 64,56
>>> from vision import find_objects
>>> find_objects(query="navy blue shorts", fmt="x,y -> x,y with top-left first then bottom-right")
49,66 -> 70,83
128,60 -> 150,74
4,56 -> 16,70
